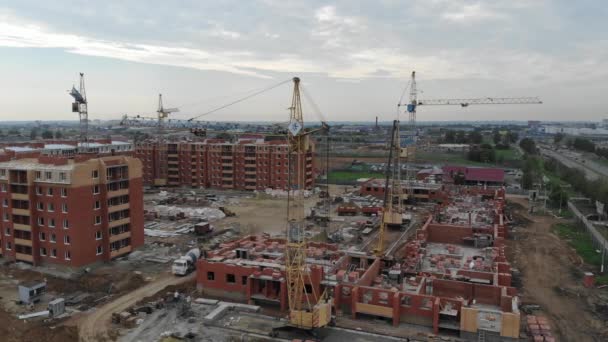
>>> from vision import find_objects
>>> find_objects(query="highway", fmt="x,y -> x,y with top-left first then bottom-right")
539,147 -> 604,181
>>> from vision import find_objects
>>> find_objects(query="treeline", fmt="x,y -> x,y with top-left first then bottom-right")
545,158 -> 608,204
568,137 -> 608,159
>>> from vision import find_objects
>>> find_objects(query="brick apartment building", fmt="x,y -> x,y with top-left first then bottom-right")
0,154 -> 144,267
134,136 -> 315,190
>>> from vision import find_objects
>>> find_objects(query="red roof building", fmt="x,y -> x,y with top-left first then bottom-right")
442,166 -> 505,185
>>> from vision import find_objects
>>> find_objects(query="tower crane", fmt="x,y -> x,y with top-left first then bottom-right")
271,77 -> 332,337
69,73 -> 88,146
156,94 -> 180,135
373,71 -> 543,256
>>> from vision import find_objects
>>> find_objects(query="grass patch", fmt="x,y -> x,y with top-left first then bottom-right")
416,151 -> 488,166
597,274 -> 608,286
552,223 -> 603,266
495,147 -> 521,162
327,171 -> 384,182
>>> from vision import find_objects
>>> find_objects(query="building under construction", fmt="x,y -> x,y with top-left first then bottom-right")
196,186 -> 520,340
134,135 -> 315,190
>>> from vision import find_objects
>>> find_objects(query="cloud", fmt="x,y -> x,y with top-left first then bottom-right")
312,5 -> 364,48
441,3 -> 504,23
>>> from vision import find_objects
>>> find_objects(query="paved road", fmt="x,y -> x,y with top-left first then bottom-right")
78,272 -> 195,342
539,147 -> 602,181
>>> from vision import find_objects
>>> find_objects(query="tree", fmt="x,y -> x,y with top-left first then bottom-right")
469,131 -> 483,144
8,128 -> 19,135
493,131 -> 502,144
216,132 -> 232,140
30,128 -> 39,140
455,130 -> 466,144
506,131 -> 518,144
554,133 -> 565,144
444,130 -> 456,143
519,138 -> 537,155
55,130 -> 63,139
41,130 -> 54,139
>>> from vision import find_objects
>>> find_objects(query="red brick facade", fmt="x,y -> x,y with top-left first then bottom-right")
135,137 -> 315,190
0,155 -> 144,267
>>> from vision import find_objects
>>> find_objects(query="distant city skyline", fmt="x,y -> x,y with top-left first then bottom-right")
0,1 -> 607,122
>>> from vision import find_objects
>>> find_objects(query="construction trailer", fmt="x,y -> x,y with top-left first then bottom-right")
18,281 -> 46,304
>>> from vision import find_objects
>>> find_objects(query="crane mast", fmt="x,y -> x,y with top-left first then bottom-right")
69,73 -> 88,147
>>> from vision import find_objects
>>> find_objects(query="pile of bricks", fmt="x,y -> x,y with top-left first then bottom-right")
527,315 -> 554,342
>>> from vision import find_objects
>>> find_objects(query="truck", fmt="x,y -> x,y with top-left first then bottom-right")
172,248 -> 201,276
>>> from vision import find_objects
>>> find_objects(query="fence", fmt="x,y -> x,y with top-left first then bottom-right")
568,200 -> 608,260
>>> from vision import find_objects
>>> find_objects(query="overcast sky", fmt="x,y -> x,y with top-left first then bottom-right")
0,0 -> 606,123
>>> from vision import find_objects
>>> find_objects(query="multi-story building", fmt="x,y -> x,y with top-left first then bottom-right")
134,136 -> 315,190
0,154 -> 144,267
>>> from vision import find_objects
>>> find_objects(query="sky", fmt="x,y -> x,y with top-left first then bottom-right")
0,0 -> 607,123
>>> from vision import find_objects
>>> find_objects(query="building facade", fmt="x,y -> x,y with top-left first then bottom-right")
134,136 -> 315,190
0,155 -> 144,267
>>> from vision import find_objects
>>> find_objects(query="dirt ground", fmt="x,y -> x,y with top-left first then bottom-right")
75,273 -> 195,342
218,195 -> 321,235
507,196 -> 608,342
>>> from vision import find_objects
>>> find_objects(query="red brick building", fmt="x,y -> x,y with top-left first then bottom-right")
0,155 -> 144,267
134,136 -> 315,190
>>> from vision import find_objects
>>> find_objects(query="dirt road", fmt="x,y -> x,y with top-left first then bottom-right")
77,272 -> 195,342
507,197 -> 606,342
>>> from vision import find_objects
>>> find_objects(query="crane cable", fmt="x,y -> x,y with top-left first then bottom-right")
187,78 -> 292,121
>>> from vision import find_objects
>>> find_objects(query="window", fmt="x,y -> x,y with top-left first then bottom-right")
93,185 -> 100,194
226,274 -> 236,284
45,171 -> 52,180
40,247 -> 47,256
47,187 -> 53,196
207,272 -> 215,281
37,202 -> 44,211
64,235 -> 70,245
48,203 -> 54,212
39,232 -> 46,241
96,246 -> 102,255
3,213 -> 8,221
65,251 -> 71,260
36,186 -> 42,195
5,242 -> 11,250
51,248 -> 57,258
95,231 -> 102,240
63,219 -> 69,229
49,218 -> 55,228
37,217 -> 44,226
0,169 -> 5,177
94,200 -> 101,210
61,188 -> 67,197
50,233 -> 56,243
62,203 -> 68,213
242,276 -> 248,285
92,170 -> 99,179
59,172 -> 66,181
94,216 -> 101,225
2,199 -> 7,207
1,184 -> 6,192
5,228 -> 10,236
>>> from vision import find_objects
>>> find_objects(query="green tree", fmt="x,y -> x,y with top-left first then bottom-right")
444,130 -> 455,143
493,131 -> 502,144
55,130 -> 63,139
30,128 -> 39,140
8,128 -> 19,135
469,131 -> 483,144
519,138 -> 537,154
41,130 -> 54,139
554,133 -> 565,144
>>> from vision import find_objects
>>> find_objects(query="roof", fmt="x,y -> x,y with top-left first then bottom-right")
44,144 -> 76,149
442,166 -> 504,183
0,158 -> 75,171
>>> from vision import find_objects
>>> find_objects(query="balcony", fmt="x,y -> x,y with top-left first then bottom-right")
14,223 -> 31,232
12,208 -> 30,216
109,231 -> 131,243
110,245 -> 132,259
245,185 -> 256,190
109,217 -> 130,228
15,253 -> 33,263
11,193 -> 29,201
221,163 -> 232,167
14,238 -> 32,247
108,203 -> 129,213
222,177 -> 233,181
108,188 -> 129,198
245,170 -> 257,175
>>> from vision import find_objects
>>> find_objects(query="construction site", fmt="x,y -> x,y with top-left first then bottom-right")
1,72 -> 607,342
